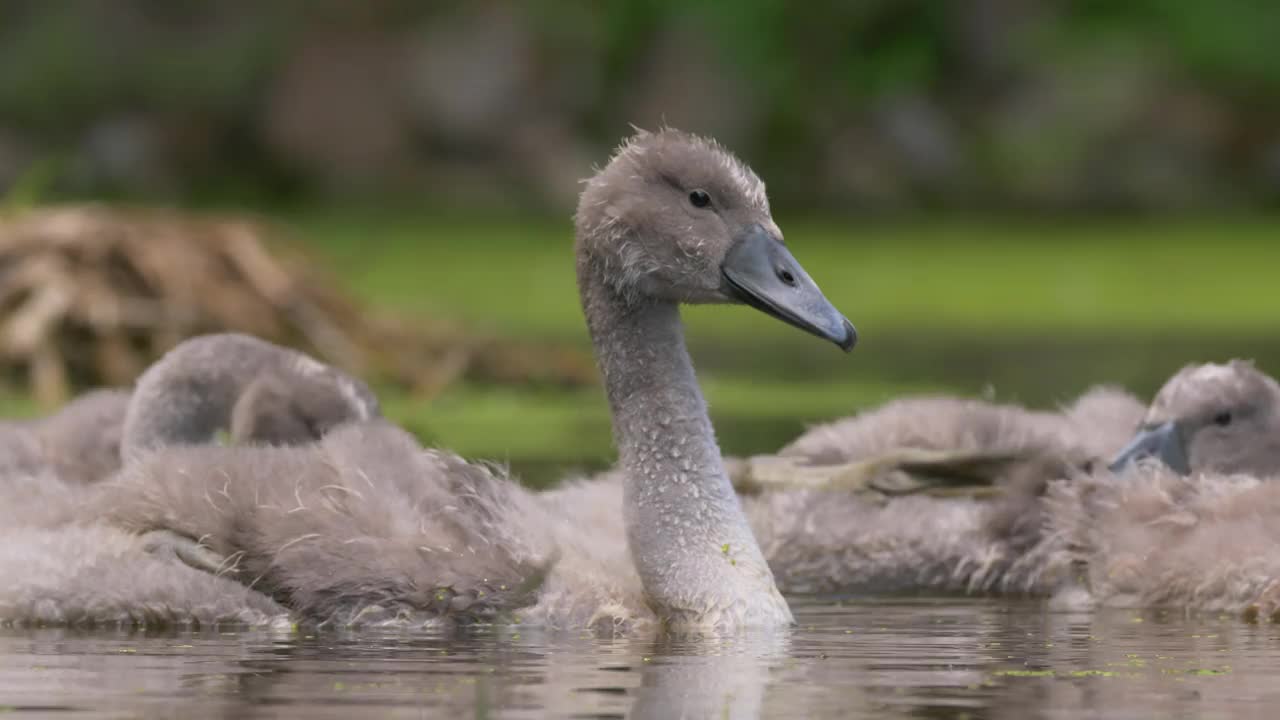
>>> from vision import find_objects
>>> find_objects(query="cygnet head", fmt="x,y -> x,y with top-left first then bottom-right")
575,128 -> 855,350
230,365 -> 381,446
1109,360 -> 1280,476
122,333 -> 381,458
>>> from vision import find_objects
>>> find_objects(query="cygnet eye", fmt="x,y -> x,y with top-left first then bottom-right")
1213,411 -> 1233,427
688,189 -> 711,208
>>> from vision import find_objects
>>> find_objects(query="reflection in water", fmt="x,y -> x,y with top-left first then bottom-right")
0,598 -> 1278,719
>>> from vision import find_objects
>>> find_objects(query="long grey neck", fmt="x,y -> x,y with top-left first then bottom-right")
121,334 -> 377,460
579,267 -> 792,628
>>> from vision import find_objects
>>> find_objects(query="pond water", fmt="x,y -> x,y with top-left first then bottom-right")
1,597 -> 1274,719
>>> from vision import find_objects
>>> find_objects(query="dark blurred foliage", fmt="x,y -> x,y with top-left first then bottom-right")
1,0 -> 1278,212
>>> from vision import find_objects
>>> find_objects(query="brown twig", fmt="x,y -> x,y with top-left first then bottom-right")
0,205 -> 595,407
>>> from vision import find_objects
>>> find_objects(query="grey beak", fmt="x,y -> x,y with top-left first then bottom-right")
1107,421 -> 1191,475
721,224 -> 856,351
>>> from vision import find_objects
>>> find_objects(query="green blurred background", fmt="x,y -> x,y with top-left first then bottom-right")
1,0 -> 1277,484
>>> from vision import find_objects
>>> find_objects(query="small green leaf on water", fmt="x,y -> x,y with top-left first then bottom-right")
1068,670 -> 1115,677
334,682 -> 346,691
993,669 -> 1054,677
721,543 -> 731,555
1189,668 -> 1228,676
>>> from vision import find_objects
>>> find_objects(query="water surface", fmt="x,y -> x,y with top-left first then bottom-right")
1,597 -> 1275,719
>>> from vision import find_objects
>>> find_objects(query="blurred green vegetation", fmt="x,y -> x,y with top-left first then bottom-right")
1,1 -> 1278,209
3,209 -> 1276,485
7,1 -> 1278,129
294,211 -> 1280,338
288,211 -> 1278,483
2,2 -> 1277,487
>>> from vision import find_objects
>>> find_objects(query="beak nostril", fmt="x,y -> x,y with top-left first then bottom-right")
722,226 -> 851,350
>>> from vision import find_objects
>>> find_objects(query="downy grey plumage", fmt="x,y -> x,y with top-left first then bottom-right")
0,337 -> 381,627
0,389 -> 130,485
1029,361 -> 1280,617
